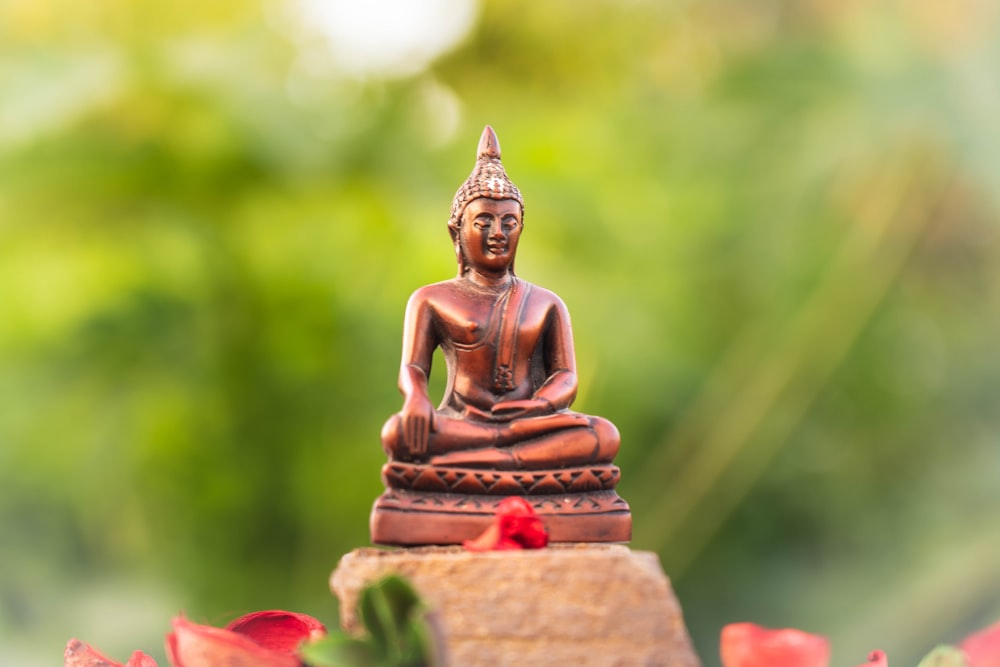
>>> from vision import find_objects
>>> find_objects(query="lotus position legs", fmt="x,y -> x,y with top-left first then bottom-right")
380,413 -> 620,470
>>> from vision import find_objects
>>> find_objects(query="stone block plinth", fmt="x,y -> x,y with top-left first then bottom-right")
331,544 -> 701,667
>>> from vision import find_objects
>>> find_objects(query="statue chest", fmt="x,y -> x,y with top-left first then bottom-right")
436,298 -> 544,357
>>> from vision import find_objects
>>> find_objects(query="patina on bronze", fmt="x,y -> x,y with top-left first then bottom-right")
371,126 -> 631,545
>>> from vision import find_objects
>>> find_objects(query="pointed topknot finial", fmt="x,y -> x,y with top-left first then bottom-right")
477,125 -> 501,159
449,125 -> 523,269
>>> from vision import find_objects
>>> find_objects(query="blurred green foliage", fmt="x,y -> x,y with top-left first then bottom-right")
303,575 -> 437,667
2,1 -> 999,665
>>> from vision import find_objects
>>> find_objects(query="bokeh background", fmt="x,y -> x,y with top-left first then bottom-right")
2,1 -> 999,665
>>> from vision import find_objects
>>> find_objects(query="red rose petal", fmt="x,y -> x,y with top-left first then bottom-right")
166,615 -> 300,667
65,639 -> 127,667
65,640 -> 158,667
225,610 -> 326,656
721,622 -> 831,667
500,514 -> 549,548
463,522 -> 503,551
962,619 -> 1000,667
125,651 -> 159,667
857,650 -> 888,667
493,536 -> 526,550
496,497 -> 534,516
463,497 -> 549,551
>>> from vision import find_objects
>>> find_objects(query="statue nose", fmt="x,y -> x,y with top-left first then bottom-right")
489,224 -> 506,239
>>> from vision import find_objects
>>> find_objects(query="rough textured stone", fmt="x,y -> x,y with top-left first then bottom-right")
331,544 -> 702,667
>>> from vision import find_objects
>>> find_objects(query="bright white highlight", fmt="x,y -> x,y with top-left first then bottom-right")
295,0 -> 478,78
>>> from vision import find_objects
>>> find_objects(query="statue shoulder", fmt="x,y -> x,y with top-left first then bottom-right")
406,279 -> 458,307
520,280 -> 570,314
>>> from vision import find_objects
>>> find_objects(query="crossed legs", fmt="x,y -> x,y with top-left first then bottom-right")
381,411 -> 620,470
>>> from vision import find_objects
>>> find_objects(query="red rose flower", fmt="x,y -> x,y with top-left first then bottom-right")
224,610 -> 327,657
962,618 -> 1000,667
856,650 -> 888,667
64,639 -> 158,667
721,622 -> 831,667
66,610 -> 325,667
463,496 -> 549,552
167,610 -> 326,667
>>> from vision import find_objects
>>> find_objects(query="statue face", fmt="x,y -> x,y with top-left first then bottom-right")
459,198 -> 522,274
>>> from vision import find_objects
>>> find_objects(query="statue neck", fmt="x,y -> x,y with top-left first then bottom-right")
466,268 -> 513,291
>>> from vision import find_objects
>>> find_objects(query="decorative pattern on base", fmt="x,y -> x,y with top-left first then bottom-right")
370,488 -> 632,545
383,462 -> 621,495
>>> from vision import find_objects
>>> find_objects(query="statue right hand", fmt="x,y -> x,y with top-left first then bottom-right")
401,395 -> 436,456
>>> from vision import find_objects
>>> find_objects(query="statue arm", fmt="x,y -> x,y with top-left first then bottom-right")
397,290 -> 438,454
492,295 -> 578,419
533,369 -> 577,411
534,296 -> 578,410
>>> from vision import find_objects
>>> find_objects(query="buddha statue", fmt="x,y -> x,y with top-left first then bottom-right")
370,126 -> 631,545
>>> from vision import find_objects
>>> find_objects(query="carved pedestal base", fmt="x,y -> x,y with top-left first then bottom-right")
331,545 -> 702,667
370,462 -> 632,545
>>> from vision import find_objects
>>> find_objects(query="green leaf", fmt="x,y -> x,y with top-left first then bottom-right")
300,635 -> 379,667
298,589 -> 438,667
398,615 -> 434,667
917,645 -> 971,667
358,575 -> 424,657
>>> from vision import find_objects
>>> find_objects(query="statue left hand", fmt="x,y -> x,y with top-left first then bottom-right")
491,398 -> 552,421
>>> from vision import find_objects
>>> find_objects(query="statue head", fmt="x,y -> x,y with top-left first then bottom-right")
448,126 -> 524,275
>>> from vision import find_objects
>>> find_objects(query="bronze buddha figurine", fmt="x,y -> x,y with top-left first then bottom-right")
370,126 -> 631,545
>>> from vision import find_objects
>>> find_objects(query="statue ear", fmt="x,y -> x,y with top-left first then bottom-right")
448,221 -> 468,274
